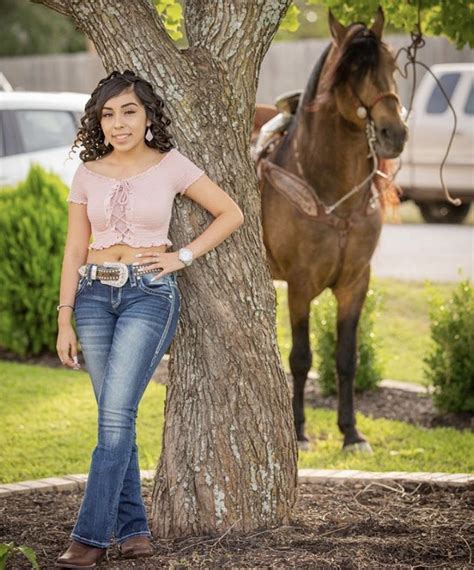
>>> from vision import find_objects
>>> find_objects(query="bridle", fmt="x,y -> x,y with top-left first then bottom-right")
292,88 -> 402,214
349,87 -> 401,120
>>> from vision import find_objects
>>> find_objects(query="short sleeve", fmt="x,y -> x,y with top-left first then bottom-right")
175,151 -> 205,195
67,164 -> 88,205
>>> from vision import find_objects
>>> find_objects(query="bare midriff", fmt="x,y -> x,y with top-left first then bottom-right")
86,243 -> 169,266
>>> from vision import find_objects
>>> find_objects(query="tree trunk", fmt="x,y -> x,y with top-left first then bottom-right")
34,0 -> 298,537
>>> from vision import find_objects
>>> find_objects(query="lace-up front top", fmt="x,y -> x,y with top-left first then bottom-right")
67,148 -> 205,250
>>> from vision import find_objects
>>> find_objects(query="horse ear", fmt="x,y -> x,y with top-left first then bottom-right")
370,6 -> 385,39
328,10 -> 347,46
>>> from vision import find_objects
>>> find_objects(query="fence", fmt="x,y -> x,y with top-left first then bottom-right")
1,35 -> 472,107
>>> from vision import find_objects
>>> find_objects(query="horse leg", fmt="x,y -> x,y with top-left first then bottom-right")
287,285 -> 313,448
332,270 -> 373,454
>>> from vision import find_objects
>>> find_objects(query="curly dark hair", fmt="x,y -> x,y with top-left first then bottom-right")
69,69 -> 175,162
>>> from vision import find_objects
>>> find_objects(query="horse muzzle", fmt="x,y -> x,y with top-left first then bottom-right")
375,121 -> 408,159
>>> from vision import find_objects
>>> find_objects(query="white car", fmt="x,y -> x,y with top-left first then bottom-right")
397,63 -> 474,223
0,91 -> 89,188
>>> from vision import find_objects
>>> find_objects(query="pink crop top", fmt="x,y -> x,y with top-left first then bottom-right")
67,148 -> 205,250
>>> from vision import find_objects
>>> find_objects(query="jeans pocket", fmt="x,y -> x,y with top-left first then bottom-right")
75,276 -> 88,298
137,272 -> 175,297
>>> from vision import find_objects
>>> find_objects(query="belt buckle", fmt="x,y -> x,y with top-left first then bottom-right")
100,262 -> 129,287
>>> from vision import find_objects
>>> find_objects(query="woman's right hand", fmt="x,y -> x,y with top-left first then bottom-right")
56,324 -> 81,370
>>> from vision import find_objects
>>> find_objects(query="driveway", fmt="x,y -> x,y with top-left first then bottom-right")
372,224 -> 473,282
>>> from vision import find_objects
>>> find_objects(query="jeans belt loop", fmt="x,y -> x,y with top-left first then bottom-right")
85,264 -> 94,285
128,265 -> 137,287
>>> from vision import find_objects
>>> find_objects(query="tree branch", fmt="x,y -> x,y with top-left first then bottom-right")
31,0 -> 71,17
31,0 -> 182,70
184,0 -> 291,89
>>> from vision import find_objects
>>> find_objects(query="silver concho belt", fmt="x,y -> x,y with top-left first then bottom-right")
78,262 -> 160,288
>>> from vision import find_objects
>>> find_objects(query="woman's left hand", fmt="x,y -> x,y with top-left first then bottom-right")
133,250 -> 185,281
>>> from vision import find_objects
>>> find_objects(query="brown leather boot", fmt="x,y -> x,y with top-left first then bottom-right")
55,540 -> 107,568
118,535 -> 154,558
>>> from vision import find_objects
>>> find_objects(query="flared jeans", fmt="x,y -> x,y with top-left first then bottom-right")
70,265 -> 180,548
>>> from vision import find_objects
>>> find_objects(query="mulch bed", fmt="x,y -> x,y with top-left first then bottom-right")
304,379 -> 474,432
1,480 -> 473,569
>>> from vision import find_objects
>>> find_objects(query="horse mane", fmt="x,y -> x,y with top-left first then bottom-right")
375,159 -> 402,221
327,24 -> 382,91
300,43 -> 332,109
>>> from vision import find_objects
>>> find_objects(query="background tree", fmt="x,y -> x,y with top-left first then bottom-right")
32,0 -> 298,539
0,0 -> 86,56
281,0 -> 473,47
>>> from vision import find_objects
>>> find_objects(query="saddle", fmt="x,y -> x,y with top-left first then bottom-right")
252,90 -> 302,160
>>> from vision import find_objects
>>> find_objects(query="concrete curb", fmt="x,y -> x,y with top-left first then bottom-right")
306,370 -> 433,394
0,469 -> 471,499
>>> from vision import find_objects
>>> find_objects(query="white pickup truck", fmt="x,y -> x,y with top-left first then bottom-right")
397,63 -> 474,224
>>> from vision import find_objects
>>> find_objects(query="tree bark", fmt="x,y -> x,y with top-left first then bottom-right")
34,0 -> 297,537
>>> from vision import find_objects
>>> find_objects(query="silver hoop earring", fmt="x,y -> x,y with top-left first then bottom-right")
145,127 -> 154,142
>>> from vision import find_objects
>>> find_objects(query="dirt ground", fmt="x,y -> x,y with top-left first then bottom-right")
1,479 -> 473,569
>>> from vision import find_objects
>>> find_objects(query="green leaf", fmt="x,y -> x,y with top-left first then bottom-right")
18,546 -> 40,570
0,543 -> 14,570
280,4 -> 301,32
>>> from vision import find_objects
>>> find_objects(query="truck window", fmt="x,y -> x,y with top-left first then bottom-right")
426,73 -> 461,114
14,109 -> 77,154
464,82 -> 474,115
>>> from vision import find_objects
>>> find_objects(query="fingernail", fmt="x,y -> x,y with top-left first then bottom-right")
135,254 -> 143,258
132,262 -> 139,266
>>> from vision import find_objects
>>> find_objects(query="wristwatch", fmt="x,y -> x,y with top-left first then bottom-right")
178,247 -> 193,267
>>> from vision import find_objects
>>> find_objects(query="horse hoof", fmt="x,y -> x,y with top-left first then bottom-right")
343,441 -> 373,454
297,438 -> 311,451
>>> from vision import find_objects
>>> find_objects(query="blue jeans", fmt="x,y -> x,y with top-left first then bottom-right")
70,264 -> 180,548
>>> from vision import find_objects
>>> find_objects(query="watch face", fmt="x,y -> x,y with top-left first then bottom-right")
180,249 -> 193,263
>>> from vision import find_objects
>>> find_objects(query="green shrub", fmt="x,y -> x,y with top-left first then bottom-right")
312,285 -> 384,396
424,279 -> 474,413
0,164 -> 68,356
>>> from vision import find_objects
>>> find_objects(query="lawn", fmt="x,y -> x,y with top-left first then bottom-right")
275,277 -> 458,386
1,361 -> 472,484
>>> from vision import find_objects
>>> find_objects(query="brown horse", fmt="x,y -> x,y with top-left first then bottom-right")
255,9 -> 407,452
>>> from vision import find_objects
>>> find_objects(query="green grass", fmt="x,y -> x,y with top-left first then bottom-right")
275,278 -> 458,386
1,360 -> 472,484
300,408 -> 473,474
0,361 -> 164,484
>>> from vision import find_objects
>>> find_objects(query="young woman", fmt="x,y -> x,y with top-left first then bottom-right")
55,69 -> 243,568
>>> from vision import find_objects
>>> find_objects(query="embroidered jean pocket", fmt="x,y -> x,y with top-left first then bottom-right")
137,273 -> 175,298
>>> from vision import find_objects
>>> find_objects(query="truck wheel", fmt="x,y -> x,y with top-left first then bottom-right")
417,201 -> 471,224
